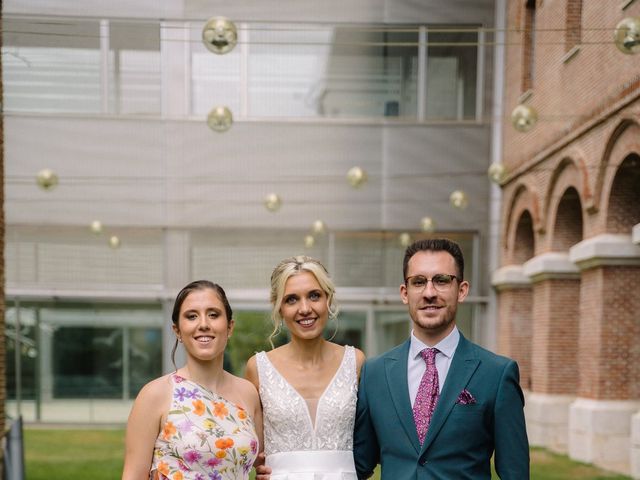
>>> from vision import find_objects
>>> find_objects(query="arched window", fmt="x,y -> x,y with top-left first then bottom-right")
565,0 -> 583,52
522,0 -> 536,91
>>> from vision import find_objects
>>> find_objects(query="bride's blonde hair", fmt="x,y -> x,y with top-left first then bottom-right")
268,255 -> 338,348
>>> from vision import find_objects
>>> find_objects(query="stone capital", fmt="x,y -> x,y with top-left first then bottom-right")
491,264 -> 531,290
523,252 -> 580,282
569,234 -> 640,270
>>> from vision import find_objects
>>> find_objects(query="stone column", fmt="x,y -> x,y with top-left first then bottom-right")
522,252 -> 580,453
569,234 -> 640,476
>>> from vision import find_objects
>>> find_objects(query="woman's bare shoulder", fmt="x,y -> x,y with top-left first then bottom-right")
135,373 -> 174,404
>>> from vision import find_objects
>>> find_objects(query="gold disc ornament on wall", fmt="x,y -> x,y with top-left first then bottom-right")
109,236 -> 121,249
449,190 -> 469,209
90,220 -> 103,234
304,235 -> 315,248
346,166 -> 368,188
207,106 -> 233,132
399,232 -> 412,247
614,17 -> 640,54
36,168 -> 59,191
511,104 -> 538,132
264,193 -> 282,212
420,216 -> 436,233
487,162 -> 507,184
202,17 -> 238,55
312,220 -> 326,235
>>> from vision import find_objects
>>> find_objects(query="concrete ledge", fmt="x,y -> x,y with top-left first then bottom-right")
570,234 -> 640,270
569,398 -> 640,476
633,224 -> 640,245
523,252 -> 580,282
525,392 -> 574,453
491,264 -> 531,290
632,411 -> 640,480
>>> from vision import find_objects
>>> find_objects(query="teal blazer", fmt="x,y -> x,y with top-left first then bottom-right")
353,333 -> 529,479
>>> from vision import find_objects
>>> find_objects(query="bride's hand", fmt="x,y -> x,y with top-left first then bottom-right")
254,453 -> 272,480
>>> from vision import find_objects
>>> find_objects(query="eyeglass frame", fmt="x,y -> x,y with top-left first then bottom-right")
404,274 -> 461,293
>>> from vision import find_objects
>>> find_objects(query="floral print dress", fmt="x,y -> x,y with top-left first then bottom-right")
151,374 -> 258,480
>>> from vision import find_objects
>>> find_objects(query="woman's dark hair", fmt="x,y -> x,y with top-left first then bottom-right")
402,238 -> 465,281
170,280 -> 233,368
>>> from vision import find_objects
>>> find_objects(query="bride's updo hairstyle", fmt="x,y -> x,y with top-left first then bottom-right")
268,255 -> 338,348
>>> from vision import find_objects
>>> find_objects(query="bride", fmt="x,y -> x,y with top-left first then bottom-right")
245,255 -> 365,479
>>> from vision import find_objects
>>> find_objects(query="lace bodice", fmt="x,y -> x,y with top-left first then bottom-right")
257,346 -> 358,456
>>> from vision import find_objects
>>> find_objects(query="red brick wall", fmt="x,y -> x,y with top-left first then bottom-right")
499,0 -> 640,408
497,288 -> 533,390
578,266 -> 640,400
503,0 -> 640,175
530,278 -> 580,395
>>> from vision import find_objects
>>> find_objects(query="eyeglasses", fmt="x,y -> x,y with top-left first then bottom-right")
405,274 -> 460,293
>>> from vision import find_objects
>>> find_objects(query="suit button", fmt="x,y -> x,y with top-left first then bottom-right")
420,459 -> 428,466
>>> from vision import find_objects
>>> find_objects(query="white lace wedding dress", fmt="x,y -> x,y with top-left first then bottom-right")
256,345 -> 358,480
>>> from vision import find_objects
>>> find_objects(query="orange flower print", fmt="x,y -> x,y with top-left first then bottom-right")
237,409 -> 247,420
215,437 -> 234,449
157,461 -> 170,476
173,472 -> 183,480
215,450 -> 227,459
213,402 -> 229,418
162,422 -> 177,440
192,399 -> 205,416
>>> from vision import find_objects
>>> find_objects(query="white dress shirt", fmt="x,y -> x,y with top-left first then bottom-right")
408,327 -> 460,407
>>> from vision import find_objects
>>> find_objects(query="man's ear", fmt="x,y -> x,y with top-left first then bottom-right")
457,280 -> 470,302
400,283 -> 409,305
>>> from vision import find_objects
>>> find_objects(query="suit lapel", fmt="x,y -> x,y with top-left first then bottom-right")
384,339 -> 421,454
420,333 -> 480,454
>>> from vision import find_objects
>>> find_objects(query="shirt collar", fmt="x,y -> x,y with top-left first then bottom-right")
410,327 -> 459,360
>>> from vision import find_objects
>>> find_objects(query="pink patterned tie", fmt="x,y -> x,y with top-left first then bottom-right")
413,348 -> 440,445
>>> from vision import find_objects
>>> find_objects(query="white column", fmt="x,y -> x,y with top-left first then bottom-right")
570,399 -> 640,475
631,411 -> 640,480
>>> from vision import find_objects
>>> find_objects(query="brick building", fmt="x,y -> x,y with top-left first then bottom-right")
493,1 -> 640,476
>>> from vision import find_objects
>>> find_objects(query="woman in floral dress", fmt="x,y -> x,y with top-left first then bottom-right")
122,280 -> 263,480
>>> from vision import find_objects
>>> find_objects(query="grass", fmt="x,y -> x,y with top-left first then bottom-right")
24,428 -> 125,480
22,429 -> 631,480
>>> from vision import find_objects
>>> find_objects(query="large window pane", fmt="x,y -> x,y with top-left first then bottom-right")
128,327 -> 162,397
248,24 -> 419,119
426,29 -> 478,120
2,18 -> 101,113
109,21 -> 161,115
53,327 -> 123,398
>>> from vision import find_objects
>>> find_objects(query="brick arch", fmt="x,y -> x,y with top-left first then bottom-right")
593,117 -> 640,215
503,182 -> 541,263
545,159 -> 586,250
605,153 -> 640,233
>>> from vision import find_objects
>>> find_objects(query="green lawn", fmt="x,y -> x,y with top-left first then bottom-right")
22,428 -> 631,480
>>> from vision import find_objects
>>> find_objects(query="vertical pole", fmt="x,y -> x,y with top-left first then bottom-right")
15,298 -> 22,417
417,26 -> 427,121
100,20 -> 110,114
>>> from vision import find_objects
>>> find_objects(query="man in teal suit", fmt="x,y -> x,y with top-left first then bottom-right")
354,238 -> 529,479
